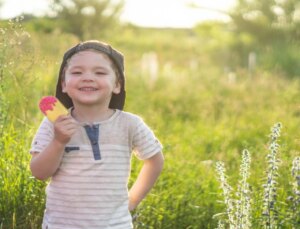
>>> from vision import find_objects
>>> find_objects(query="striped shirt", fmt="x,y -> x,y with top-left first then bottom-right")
30,110 -> 162,229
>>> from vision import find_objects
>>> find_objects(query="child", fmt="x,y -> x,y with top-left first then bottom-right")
29,40 -> 164,229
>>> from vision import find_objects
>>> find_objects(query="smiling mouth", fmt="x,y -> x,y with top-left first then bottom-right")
79,87 -> 98,91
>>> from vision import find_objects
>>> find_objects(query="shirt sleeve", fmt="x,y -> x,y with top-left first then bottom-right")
132,117 -> 163,160
29,117 -> 54,154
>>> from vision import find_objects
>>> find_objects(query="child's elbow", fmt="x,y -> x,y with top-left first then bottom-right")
33,174 -> 48,181
30,164 -> 49,181
30,169 -> 48,181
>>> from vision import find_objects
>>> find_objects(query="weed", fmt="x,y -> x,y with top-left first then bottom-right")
215,123 -> 300,228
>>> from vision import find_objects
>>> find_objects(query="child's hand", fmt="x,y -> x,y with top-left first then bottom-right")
128,152 -> 164,211
53,115 -> 77,145
128,198 -> 137,211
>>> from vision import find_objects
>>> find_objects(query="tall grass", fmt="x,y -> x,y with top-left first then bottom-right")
1,18 -> 300,228
0,125 -> 46,229
0,18 -> 46,229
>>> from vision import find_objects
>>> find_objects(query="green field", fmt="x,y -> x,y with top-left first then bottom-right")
1,19 -> 300,229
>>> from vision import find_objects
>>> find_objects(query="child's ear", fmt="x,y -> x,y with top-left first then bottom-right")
113,81 -> 121,94
61,80 -> 67,93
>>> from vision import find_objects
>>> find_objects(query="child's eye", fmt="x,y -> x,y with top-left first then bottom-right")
72,71 -> 82,75
96,72 -> 106,76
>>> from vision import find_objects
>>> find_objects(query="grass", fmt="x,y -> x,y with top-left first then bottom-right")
0,125 -> 46,229
1,18 -> 300,228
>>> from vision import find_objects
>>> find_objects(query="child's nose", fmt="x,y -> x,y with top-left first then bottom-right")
83,72 -> 94,80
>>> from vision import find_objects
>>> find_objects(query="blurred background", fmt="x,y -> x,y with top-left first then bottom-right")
1,0 -> 300,228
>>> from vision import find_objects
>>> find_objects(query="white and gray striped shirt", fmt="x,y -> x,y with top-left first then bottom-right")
30,110 -> 162,229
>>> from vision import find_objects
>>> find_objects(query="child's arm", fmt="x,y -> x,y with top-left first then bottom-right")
128,152 -> 164,211
30,115 -> 77,180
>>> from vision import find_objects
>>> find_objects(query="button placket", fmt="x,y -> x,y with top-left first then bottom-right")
84,124 -> 101,160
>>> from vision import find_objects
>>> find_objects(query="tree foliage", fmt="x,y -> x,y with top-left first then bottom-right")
228,0 -> 300,76
50,0 -> 124,39
193,0 -> 300,76
230,0 -> 300,43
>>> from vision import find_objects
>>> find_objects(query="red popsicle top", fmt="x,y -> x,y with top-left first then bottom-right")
39,96 -> 58,115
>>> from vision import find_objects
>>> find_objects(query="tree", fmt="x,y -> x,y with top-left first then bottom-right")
50,0 -> 124,39
229,0 -> 300,76
191,0 -> 300,76
230,0 -> 300,43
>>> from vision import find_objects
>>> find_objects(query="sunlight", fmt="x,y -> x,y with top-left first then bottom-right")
0,0 -> 236,28
122,0 -> 236,28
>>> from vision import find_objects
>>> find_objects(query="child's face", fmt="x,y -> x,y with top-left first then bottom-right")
62,50 -> 121,108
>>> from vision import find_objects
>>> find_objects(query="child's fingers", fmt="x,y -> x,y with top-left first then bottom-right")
53,116 -> 78,143
55,114 -> 72,122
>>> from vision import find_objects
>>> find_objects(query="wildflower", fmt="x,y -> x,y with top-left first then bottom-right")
215,150 -> 252,229
235,149 -> 252,229
215,161 -> 236,228
217,220 -> 225,229
289,157 -> 300,223
261,123 -> 282,228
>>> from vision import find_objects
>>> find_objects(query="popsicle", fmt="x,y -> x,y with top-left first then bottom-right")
39,96 -> 68,122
